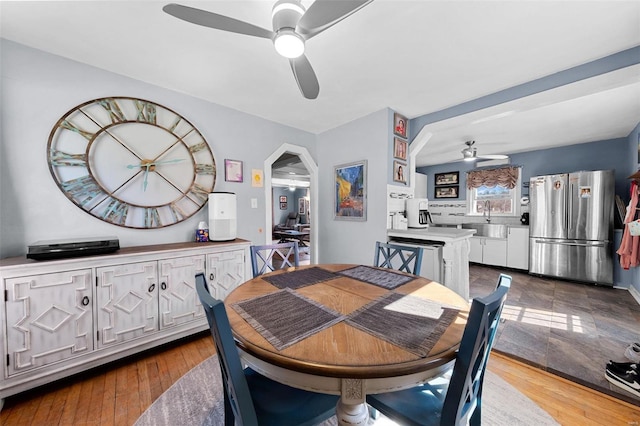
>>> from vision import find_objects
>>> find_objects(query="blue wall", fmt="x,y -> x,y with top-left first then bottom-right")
418,137 -> 629,203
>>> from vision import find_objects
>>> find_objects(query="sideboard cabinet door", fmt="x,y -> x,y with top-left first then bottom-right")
5,270 -> 93,375
206,249 -> 245,300
96,261 -> 158,348
158,255 -> 206,329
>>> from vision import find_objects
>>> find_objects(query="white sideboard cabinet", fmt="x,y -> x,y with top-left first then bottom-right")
0,240 -> 249,410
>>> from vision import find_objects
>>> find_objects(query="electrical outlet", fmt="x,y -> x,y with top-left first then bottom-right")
251,198 -> 258,208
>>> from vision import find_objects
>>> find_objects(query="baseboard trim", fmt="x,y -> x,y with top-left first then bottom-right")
629,285 -> 640,306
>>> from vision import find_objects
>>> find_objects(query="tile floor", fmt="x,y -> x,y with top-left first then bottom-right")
469,264 -> 640,406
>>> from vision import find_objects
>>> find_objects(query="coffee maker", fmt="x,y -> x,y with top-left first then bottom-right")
520,212 -> 529,225
406,198 -> 433,228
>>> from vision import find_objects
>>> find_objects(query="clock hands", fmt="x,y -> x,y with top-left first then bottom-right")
142,164 -> 150,192
125,158 -> 186,169
126,158 -> 185,192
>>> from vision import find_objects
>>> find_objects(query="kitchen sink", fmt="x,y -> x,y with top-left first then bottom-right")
461,223 -> 508,238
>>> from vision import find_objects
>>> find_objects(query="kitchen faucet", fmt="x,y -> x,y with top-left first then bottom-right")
484,200 -> 491,223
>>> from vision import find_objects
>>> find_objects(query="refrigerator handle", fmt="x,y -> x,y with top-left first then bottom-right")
534,239 -> 605,248
568,183 -> 573,232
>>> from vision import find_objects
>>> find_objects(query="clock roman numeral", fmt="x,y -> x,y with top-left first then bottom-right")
59,120 -> 95,141
50,150 -> 87,167
169,203 -> 186,222
100,198 -> 128,225
168,116 -> 182,133
188,142 -> 208,153
134,100 -> 156,124
195,163 -> 215,175
145,208 -> 161,228
98,99 -> 126,123
61,175 -> 108,207
187,183 -> 210,204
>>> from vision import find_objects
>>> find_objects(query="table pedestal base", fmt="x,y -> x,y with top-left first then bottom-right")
336,400 -> 369,426
337,378 -> 369,426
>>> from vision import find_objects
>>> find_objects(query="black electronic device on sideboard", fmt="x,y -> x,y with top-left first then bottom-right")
27,236 -> 120,261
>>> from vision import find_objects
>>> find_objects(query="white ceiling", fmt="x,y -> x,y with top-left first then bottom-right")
2,1 -> 639,167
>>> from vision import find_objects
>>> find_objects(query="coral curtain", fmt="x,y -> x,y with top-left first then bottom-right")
466,166 -> 519,189
617,180 -> 640,269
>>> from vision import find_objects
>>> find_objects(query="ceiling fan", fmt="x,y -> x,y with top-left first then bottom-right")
162,0 -> 373,100
461,141 -> 509,162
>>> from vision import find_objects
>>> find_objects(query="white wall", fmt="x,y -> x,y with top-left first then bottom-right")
0,40 -> 316,258
316,108 -> 391,265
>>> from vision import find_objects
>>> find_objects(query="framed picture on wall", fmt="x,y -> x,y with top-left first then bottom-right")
434,171 -> 459,186
280,202 -> 287,210
334,160 -> 367,221
279,195 -> 287,203
393,137 -> 407,160
393,112 -> 408,138
224,159 -> 243,182
298,198 -> 306,215
435,186 -> 459,199
393,161 -> 407,184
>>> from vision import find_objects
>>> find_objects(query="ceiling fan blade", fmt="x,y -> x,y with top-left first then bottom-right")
480,154 -> 509,160
289,55 -> 320,99
296,0 -> 373,39
163,3 -> 274,39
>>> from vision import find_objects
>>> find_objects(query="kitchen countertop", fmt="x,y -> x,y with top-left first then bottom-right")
387,227 -> 476,243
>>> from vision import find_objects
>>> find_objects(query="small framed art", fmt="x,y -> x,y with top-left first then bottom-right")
393,161 -> 407,184
393,137 -> 407,160
435,186 -> 459,199
393,112 -> 408,139
435,171 -> 459,186
224,159 -> 243,182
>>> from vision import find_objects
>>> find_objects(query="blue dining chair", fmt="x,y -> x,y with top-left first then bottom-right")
374,241 -> 424,275
195,273 -> 339,426
250,241 -> 300,277
366,274 -> 511,426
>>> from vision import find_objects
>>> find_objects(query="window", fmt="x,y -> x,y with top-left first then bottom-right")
467,167 -> 521,217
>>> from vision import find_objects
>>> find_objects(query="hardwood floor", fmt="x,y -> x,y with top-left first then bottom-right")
1,332 -> 639,425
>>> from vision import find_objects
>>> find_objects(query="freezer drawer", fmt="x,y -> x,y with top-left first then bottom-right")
529,238 -> 613,285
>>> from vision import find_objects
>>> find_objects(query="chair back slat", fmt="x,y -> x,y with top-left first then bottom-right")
195,274 -> 259,426
374,241 -> 423,275
250,242 -> 300,277
441,274 -> 511,425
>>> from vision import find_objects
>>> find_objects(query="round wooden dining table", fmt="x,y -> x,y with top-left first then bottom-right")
224,264 -> 470,426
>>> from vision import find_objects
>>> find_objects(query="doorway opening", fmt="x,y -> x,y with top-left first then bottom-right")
264,144 -> 318,264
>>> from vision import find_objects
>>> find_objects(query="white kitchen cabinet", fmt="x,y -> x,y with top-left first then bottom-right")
507,226 -> 529,270
0,240 -> 249,407
469,236 -> 507,267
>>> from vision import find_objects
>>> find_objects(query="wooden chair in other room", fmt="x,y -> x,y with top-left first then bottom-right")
250,241 -> 300,277
195,273 -> 339,426
374,241 -> 424,275
366,274 -> 511,426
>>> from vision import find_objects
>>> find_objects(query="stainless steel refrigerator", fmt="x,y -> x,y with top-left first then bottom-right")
529,170 -> 614,285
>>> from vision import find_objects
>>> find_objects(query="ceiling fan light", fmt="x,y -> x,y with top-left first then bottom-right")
274,29 -> 305,58
272,0 -> 305,18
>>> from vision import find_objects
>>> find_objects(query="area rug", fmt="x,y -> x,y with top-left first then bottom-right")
135,355 -> 560,426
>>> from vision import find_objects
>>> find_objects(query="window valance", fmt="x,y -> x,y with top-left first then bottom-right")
466,166 -> 519,189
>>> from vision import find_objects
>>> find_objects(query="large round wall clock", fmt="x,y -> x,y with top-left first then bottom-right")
47,97 -> 216,229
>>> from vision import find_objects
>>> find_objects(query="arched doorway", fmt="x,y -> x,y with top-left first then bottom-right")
264,144 -> 318,264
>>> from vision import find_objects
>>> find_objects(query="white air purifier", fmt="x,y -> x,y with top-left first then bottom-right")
208,192 -> 237,241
